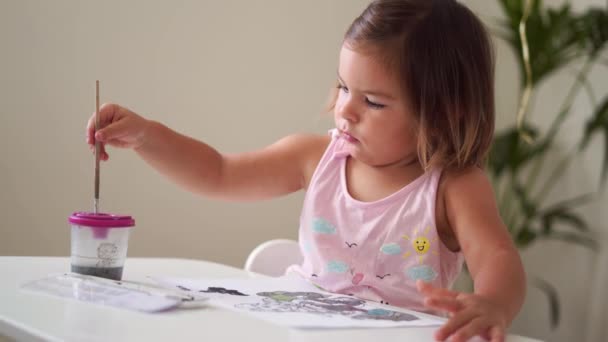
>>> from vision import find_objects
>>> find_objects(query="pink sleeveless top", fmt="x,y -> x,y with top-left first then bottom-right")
287,130 -> 463,312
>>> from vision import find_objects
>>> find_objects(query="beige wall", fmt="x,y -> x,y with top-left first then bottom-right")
0,0 -> 367,264
1,1 -> 607,341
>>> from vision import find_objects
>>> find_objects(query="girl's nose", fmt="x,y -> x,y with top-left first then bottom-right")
337,96 -> 359,124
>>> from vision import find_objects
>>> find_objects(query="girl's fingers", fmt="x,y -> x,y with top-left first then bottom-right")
434,310 -> 477,341
425,296 -> 462,313
87,103 -> 121,142
95,116 -> 132,143
86,103 -> 128,161
88,140 -> 109,160
448,318 -> 490,342
489,325 -> 505,342
416,280 -> 459,298
87,114 -> 96,142
100,145 -> 108,159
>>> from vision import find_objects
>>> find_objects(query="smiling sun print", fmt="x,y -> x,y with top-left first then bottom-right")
402,226 -> 438,264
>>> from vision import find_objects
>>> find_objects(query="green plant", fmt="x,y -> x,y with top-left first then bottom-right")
488,0 -> 608,328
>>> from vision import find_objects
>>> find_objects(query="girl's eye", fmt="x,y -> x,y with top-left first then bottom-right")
337,83 -> 385,109
365,98 -> 385,109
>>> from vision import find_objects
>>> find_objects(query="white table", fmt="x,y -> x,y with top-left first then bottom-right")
0,257 -> 541,342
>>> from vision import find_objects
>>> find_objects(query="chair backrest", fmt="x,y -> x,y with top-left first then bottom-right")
244,239 -> 303,277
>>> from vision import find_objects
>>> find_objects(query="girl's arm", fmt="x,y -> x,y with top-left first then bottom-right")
90,103 -> 329,201
418,167 -> 526,341
442,167 -> 526,322
134,121 -> 328,201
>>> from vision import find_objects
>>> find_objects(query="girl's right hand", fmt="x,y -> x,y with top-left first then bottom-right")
86,103 -> 151,161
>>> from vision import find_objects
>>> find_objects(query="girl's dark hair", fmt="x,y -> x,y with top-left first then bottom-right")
329,0 -> 495,170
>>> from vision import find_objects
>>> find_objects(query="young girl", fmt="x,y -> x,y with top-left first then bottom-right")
86,0 -> 525,341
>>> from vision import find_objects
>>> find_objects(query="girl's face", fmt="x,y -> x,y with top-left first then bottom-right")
334,45 -> 418,168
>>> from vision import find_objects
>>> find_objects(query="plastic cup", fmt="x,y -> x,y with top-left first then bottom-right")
68,212 -> 135,280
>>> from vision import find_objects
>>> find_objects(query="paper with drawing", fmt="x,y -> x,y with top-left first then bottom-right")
151,275 -> 444,328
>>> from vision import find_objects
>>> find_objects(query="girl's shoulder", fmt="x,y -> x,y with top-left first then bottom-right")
440,166 -> 490,188
436,166 -> 497,252
284,133 -> 331,189
439,167 -> 493,197
281,133 -> 330,155
438,167 -> 496,214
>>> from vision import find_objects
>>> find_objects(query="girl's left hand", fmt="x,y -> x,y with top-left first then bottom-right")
416,280 -> 507,342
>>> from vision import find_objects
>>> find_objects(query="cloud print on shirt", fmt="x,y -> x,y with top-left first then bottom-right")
327,260 -> 350,273
380,243 -> 402,255
406,265 -> 438,282
312,218 -> 337,234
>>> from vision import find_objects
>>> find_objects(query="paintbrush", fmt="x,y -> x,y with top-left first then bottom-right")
94,80 -> 100,214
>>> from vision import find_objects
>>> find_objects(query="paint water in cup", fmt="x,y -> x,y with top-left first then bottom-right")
68,212 -> 135,280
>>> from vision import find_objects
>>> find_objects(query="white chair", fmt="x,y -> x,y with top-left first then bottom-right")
244,239 -> 303,277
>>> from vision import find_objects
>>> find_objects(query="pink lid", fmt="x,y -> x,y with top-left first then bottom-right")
69,212 -> 135,228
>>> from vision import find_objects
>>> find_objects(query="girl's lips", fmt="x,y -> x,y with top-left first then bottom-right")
341,131 -> 359,143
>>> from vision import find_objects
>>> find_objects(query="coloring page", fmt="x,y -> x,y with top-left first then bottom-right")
151,275 -> 444,328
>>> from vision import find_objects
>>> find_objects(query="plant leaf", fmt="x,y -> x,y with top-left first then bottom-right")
569,66 -> 598,106
530,276 -> 560,329
538,193 -> 595,234
508,181 -> 540,249
497,0 -> 608,86
515,225 -> 537,247
513,182 -> 537,218
577,9 -> 608,57
581,96 -> 608,187
488,125 -> 548,177
543,232 -> 600,252
540,209 -> 589,234
541,193 -> 595,211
